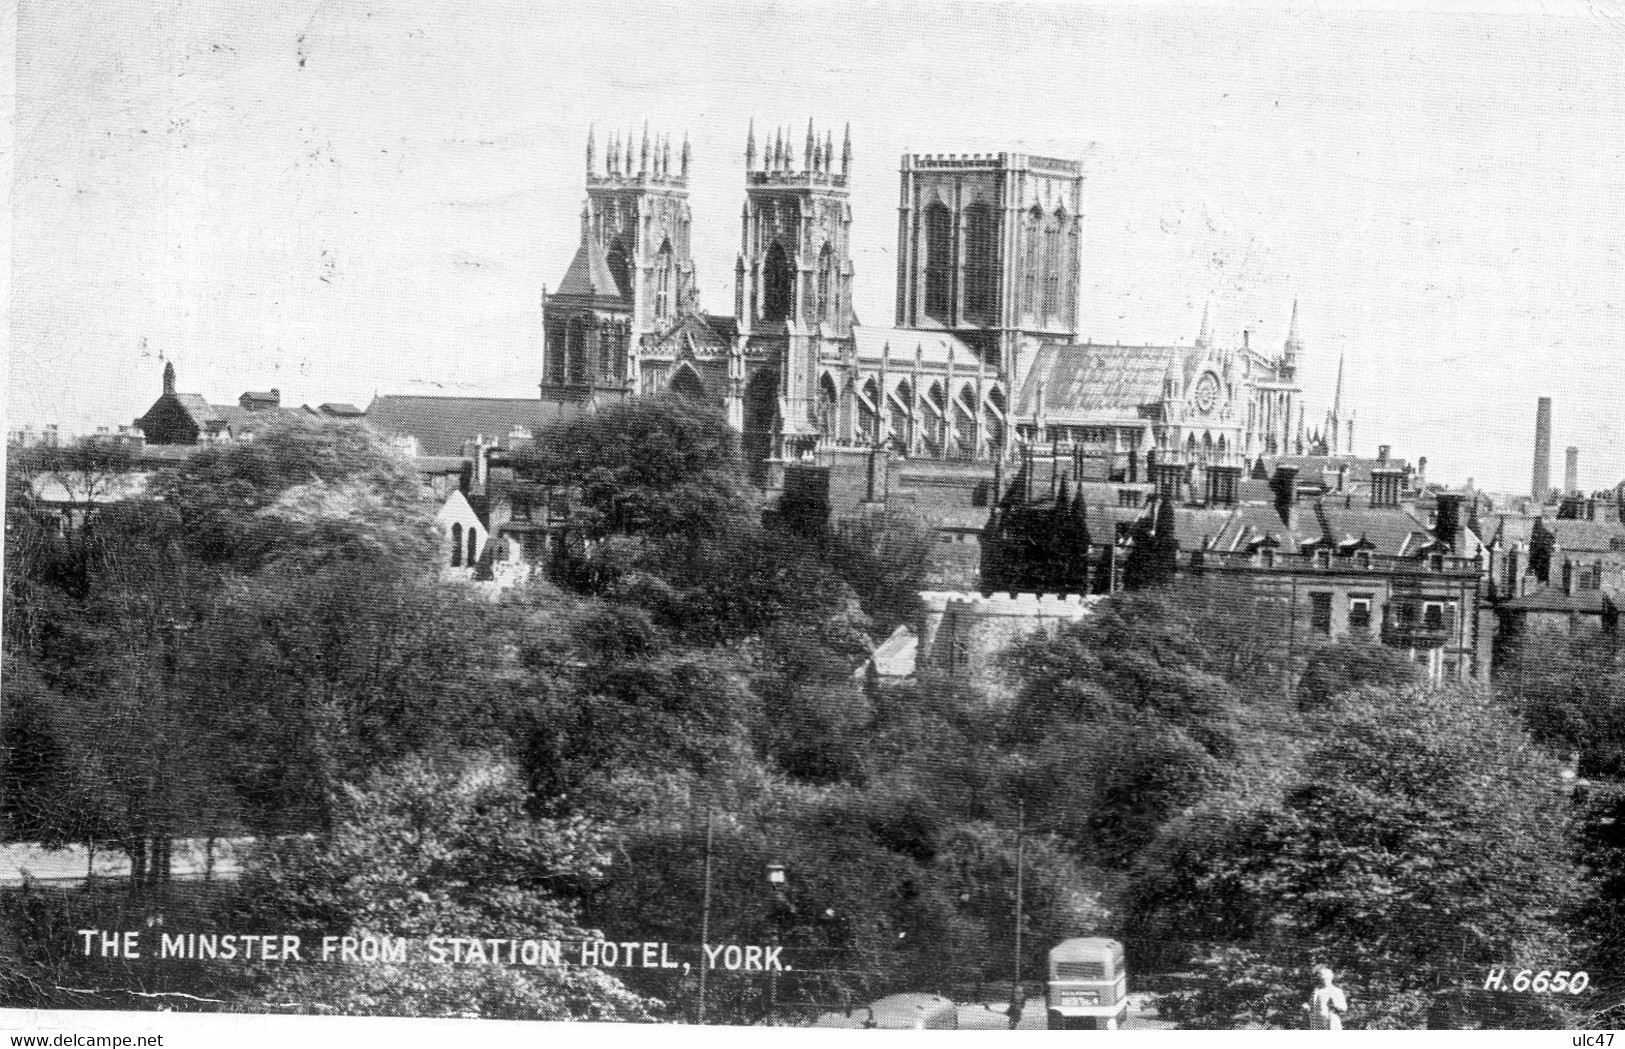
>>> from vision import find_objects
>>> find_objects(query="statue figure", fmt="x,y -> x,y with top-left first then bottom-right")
1306,966 -> 1348,1030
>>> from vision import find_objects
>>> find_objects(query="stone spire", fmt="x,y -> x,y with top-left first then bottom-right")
640,121 -> 649,175
162,360 -> 176,396
824,128 -> 834,175
841,123 -> 852,177
745,120 -> 757,169
681,132 -> 690,178
607,130 -> 619,175
1195,302 -> 1211,349
805,118 -> 815,171
1328,351 -> 1345,455
1282,298 -> 1302,381
586,124 -> 595,176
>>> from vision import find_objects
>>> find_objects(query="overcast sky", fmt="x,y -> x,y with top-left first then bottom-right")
11,0 -> 1625,493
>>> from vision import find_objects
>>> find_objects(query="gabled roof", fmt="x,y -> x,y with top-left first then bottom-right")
1016,340 -> 1189,422
365,395 -> 582,457
855,625 -> 918,680
553,237 -> 626,302
647,312 -> 737,355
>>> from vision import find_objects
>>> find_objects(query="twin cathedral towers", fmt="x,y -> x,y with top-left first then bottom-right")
540,122 -> 1308,472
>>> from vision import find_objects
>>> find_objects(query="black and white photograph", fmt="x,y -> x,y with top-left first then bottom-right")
4,0 -> 1625,1039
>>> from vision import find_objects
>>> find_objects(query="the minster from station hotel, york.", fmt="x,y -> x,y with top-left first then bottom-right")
72,121 -> 1624,691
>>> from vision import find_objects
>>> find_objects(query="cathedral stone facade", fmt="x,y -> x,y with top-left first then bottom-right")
540,124 -> 1310,480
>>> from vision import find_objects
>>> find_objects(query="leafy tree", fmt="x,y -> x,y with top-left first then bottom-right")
1297,639 -> 1425,711
152,418 -> 431,570
236,752 -> 653,1021
827,507 -> 933,634
1504,630 -> 1625,779
1131,684 -> 1587,1029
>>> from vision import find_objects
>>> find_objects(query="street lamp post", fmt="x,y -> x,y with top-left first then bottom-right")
1009,795 -> 1025,1030
765,862 -> 790,1025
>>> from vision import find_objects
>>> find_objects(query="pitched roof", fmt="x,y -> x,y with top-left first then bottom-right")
851,326 -> 982,370
365,395 -> 583,457
855,625 -> 918,680
553,237 -> 625,301
647,312 -> 737,355
1547,518 -> 1625,552
1015,341 -> 1188,422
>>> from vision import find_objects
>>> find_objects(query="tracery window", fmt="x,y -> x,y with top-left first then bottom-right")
964,203 -> 996,320
924,202 -> 953,323
654,241 -> 673,321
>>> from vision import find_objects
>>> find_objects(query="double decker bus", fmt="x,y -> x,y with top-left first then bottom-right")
1046,937 -> 1129,1030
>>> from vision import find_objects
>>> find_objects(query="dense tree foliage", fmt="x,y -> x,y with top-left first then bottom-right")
1130,685 -> 1586,1029
236,753 -> 652,1021
5,404 -> 1612,1030
1504,630 -> 1625,780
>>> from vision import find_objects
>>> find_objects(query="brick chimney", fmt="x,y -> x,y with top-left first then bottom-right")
1370,466 -> 1404,508
1532,396 -> 1552,500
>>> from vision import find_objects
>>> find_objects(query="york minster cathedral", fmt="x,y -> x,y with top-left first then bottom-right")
539,122 -> 1316,480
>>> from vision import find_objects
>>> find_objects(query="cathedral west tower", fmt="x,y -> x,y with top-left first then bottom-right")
542,124 -> 700,403
733,120 -> 856,460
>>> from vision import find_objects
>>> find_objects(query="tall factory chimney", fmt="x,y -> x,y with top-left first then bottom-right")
1565,446 -> 1579,497
1531,396 -> 1552,501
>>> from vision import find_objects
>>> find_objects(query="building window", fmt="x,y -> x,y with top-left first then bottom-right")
924,202 -> 953,323
951,633 -> 970,668
1118,489 -> 1141,508
450,522 -> 463,567
1023,207 -> 1041,316
1315,548 -> 1332,569
566,318 -> 588,383
762,240 -> 793,322
1309,592 -> 1332,635
467,527 -> 478,567
654,242 -> 673,321
1423,601 -> 1446,632
1348,595 -> 1372,636
511,496 -> 532,522
964,203 -> 996,320
606,239 -> 632,301
817,243 -> 834,323
1042,216 -> 1061,319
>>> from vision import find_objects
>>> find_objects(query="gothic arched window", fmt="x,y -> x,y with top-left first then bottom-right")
654,240 -> 673,321
606,238 -> 632,302
450,522 -> 463,567
924,202 -> 953,323
566,317 -> 588,383
1065,220 -> 1080,323
1023,206 -> 1042,317
964,203 -> 997,320
468,526 -> 478,567
817,243 -> 834,324
1042,211 -> 1063,320
762,241 -> 793,322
